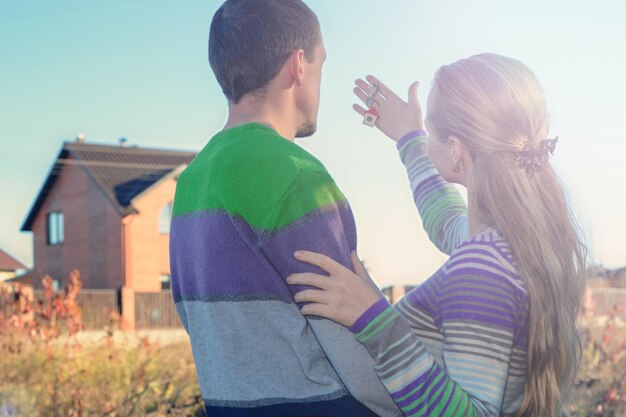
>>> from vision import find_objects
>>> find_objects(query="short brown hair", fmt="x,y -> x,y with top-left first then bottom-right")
209,0 -> 320,104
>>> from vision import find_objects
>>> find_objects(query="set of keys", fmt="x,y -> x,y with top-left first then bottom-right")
362,82 -> 379,127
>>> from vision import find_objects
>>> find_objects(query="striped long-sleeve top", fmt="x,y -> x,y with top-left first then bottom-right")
169,123 -> 402,417
348,132 -> 529,417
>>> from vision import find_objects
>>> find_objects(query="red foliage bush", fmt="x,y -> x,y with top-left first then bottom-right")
572,288 -> 626,416
0,271 -> 205,417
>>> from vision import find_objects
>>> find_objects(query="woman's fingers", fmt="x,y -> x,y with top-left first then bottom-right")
287,272 -> 330,289
300,303 -> 331,318
353,86 -> 370,105
352,103 -> 366,116
353,86 -> 383,108
354,78 -> 370,92
294,250 -> 345,275
407,81 -> 420,107
365,75 -> 401,102
289,249 -> 384,327
351,251 -> 368,280
351,250 -> 380,292
355,79 -> 387,101
293,288 -> 328,304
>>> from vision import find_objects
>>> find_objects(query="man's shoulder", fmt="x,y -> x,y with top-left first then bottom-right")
195,124 -> 324,180
174,124 -> 342,228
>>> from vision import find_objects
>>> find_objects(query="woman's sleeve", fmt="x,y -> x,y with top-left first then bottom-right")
348,245 -> 525,417
396,131 -> 468,254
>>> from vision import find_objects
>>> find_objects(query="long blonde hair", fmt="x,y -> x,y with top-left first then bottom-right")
428,53 -> 587,417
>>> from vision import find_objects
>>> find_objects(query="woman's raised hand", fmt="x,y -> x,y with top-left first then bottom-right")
353,75 -> 425,142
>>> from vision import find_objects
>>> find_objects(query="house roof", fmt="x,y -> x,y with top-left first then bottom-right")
21,141 -> 197,231
608,266 -> 626,279
0,248 -> 26,271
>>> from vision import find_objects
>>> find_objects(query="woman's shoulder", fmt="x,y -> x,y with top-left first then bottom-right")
443,228 -> 526,297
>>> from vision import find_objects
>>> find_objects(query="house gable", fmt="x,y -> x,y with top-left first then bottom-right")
22,142 -> 196,231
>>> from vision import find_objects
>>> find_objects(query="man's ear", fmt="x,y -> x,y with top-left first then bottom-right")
289,49 -> 306,86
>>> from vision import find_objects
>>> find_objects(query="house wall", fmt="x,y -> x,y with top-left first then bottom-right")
0,271 -> 16,281
382,285 -> 409,304
31,156 -> 124,289
123,176 -> 175,293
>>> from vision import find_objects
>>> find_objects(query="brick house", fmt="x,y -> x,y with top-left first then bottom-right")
20,139 -> 196,328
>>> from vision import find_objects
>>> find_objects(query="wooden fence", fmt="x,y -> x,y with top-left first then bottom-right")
4,286 -> 622,329
22,289 -> 182,330
77,289 -> 119,329
135,291 -> 182,329
31,289 -> 119,330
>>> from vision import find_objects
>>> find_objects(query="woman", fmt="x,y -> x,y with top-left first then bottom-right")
287,53 -> 587,417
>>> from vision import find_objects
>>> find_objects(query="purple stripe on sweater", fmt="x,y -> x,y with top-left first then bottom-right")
404,269 -> 443,308
446,252 -> 516,281
415,174 -> 444,196
396,130 -> 428,150
262,203 -> 357,281
440,288 -> 515,312
515,335 -> 528,349
169,211 -> 292,300
455,240 -> 504,254
444,268 -> 518,289
414,178 -> 446,208
445,259 -> 518,283
441,303 -> 515,320
444,269 -> 521,298
435,381 -> 456,416
415,174 -> 444,194
441,303 -> 514,323
415,178 -> 456,210
418,173 -> 442,187
441,304 -> 515,321
444,280 -> 518,304
416,281 -> 438,312
423,378 -> 453,416
170,204 -> 358,300
348,298 -> 390,333
390,363 -> 441,400
447,248 -> 515,275
401,366 -> 447,412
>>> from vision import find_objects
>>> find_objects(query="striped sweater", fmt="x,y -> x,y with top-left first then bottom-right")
169,123 -> 403,417
347,132 -> 529,417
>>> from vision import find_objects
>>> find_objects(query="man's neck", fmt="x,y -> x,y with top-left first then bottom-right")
224,97 -> 298,141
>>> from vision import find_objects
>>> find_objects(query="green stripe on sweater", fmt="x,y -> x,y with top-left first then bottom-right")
357,307 -> 399,343
429,379 -> 455,416
442,383 -> 464,417
172,123 -> 346,230
402,371 -> 445,413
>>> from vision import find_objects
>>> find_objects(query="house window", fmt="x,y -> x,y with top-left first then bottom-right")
158,202 -> 173,234
160,274 -> 171,290
47,212 -> 64,245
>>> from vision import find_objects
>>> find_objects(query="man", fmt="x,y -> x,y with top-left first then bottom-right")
170,1 -> 402,416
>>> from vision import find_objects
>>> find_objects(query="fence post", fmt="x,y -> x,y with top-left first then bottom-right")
121,286 -> 136,330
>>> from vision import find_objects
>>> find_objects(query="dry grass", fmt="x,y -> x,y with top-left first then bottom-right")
2,275 -> 625,416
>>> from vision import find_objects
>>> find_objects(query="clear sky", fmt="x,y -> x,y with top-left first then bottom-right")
1,0 -> 625,286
